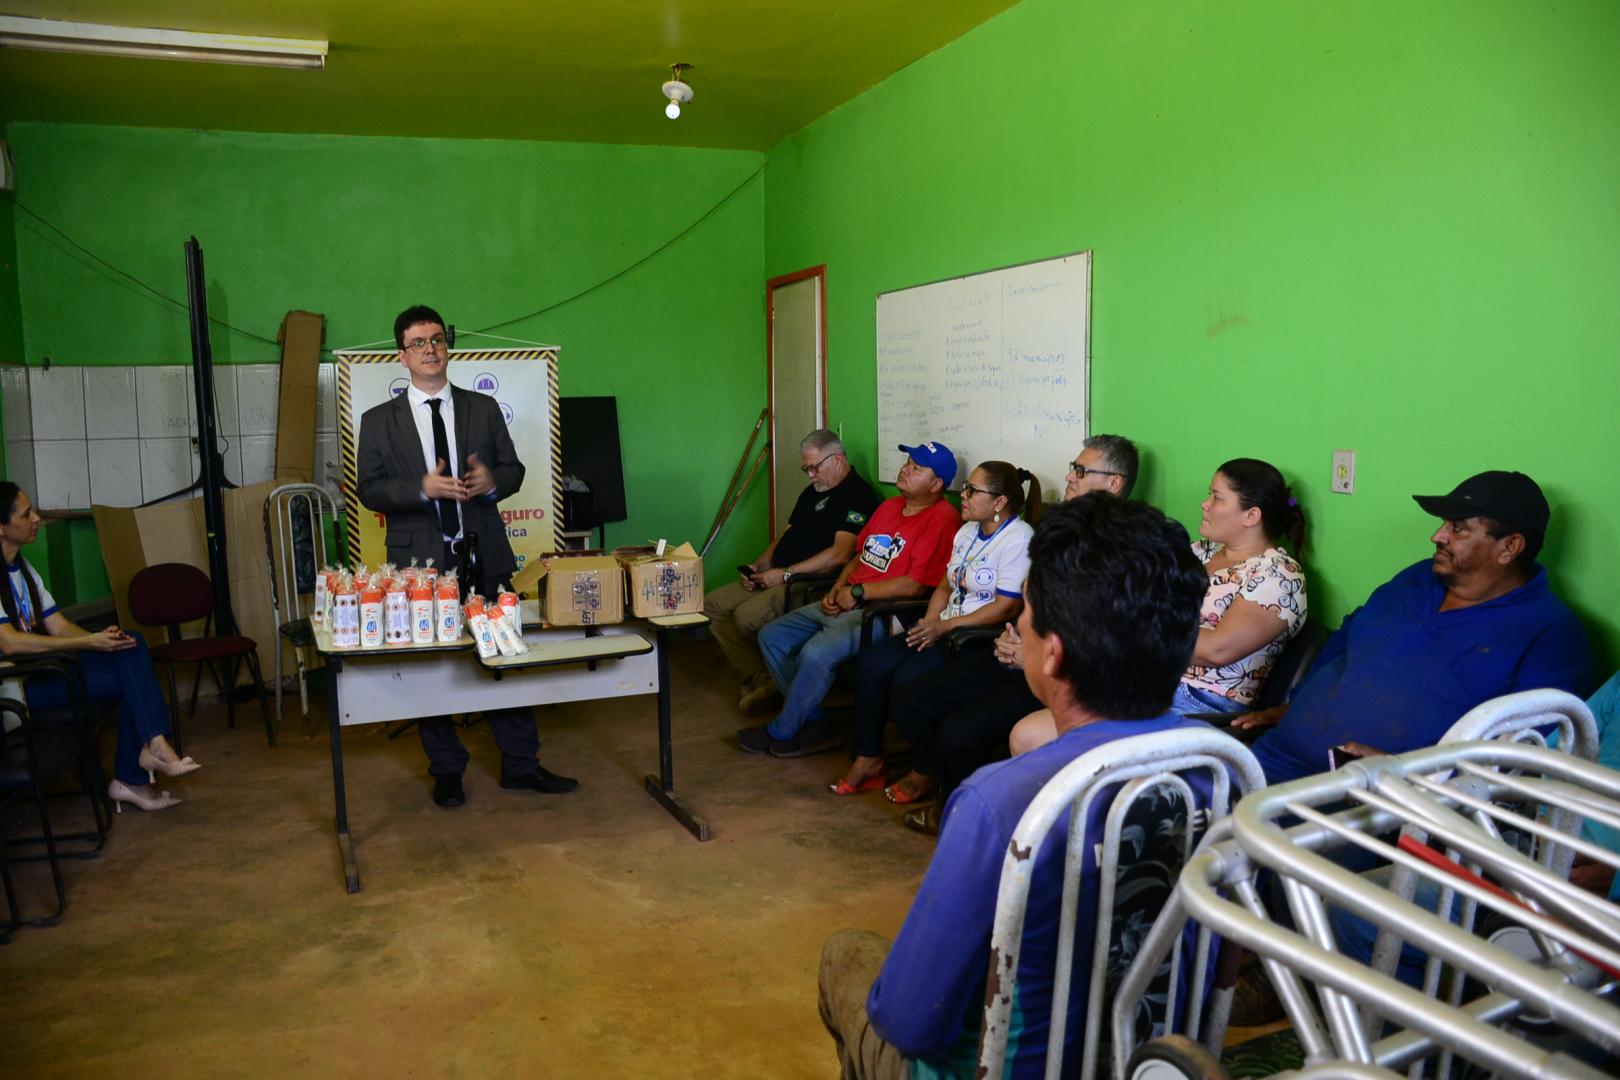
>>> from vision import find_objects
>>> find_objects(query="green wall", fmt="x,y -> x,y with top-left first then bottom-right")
763,0 -> 1620,669
5,124 -> 770,594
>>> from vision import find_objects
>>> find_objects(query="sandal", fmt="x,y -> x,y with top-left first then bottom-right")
884,780 -> 936,805
904,803 -> 943,836
828,774 -> 887,796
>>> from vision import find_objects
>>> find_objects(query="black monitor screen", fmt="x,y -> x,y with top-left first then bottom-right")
558,395 -> 628,525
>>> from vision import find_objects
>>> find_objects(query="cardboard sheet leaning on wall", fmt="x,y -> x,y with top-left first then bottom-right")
95,481 -> 299,692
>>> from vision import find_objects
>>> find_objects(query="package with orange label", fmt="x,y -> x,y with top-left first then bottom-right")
540,554 -> 624,627
617,541 -> 705,617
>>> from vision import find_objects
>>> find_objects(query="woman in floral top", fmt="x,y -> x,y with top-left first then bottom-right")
1011,458 -> 1306,753
1179,457 -> 1307,713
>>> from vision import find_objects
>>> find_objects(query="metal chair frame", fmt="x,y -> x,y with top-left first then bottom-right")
975,726 -> 1268,1080
262,483 -> 341,735
0,658 -> 113,941
1110,739 -> 1620,1080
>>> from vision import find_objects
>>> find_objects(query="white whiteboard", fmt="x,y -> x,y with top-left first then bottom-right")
876,251 -> 1090,500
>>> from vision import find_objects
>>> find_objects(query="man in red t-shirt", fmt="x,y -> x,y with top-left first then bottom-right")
743,442 -> 962,757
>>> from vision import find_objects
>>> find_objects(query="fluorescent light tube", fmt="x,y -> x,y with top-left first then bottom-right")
0,15 -> 327,69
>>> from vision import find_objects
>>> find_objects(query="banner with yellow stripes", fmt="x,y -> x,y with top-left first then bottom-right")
334,347 -> 562,575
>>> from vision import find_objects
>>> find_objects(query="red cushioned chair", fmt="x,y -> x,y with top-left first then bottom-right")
127,563 -> 274,750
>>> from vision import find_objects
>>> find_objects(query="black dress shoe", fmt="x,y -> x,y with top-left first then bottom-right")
432,774 -> 466,808
736,725 -> 772,754
500,765 -> 579,794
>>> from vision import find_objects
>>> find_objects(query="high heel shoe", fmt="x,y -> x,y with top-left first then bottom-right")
108,779 -> 182,813
138,746 -> 202,783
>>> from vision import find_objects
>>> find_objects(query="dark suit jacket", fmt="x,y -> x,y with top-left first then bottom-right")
356,385 -> 526,583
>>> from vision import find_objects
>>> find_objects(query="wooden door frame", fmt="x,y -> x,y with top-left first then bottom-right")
765,264 -> 829,537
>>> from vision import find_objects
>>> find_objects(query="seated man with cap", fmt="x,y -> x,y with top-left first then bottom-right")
742,443 -> 961,757
1238,470 -> 1593,784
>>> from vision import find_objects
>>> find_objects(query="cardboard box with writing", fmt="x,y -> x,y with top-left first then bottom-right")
540,554 -> 624,627
618,542 -> 705,617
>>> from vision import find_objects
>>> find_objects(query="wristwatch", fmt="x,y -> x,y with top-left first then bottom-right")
850,583 -> 866,602
782,570 -> 795,583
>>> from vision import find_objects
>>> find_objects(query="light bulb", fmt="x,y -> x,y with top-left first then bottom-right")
665,100 -> 681,119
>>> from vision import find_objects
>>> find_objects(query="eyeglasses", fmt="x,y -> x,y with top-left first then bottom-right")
1067,460 -> 1125,479
801,452 -> 842,475
404,334 -> 447,353
959,483 -> 1002,499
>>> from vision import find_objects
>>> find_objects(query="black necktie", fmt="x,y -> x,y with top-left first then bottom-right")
428,397 -> 459,539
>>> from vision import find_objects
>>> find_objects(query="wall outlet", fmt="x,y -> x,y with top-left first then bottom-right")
1332,449 -> 1356,494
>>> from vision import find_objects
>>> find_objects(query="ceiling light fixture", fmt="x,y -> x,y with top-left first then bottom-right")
662,63 -> 693,120
0,15 -> 327,69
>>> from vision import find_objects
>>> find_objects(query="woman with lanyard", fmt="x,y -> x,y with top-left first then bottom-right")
831,461 -> 1040,803
0,482 -> 199,812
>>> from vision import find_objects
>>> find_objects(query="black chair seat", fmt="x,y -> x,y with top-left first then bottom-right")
279,618 -> 315,648
0,725 -> 79,791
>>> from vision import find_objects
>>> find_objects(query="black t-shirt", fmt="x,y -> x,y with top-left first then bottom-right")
771,468 -> 882,568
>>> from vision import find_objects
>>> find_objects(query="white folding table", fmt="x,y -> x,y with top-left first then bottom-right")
314,608 -> 711,893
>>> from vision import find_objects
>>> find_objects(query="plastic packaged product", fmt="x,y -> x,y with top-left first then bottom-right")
384,576 -> 411,645
435,570 -> 462,644
331,572 -> 360,649
312,565 -> 331,625
354,564 -> 371,593
403,557 -> 420,585
360,580 -> 386,648
464,595 -> 501,659
422,558 -> 438,587
486,601 -> 524,656
324,569 -> 342,625
409,575 -> 435,645
497,584 -> 522,635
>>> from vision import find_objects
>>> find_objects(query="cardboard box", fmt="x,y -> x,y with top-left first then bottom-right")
94,478 -> 294,688
275,310 -> 325,483
541,554 -> 624,627
618,542 -> 705,617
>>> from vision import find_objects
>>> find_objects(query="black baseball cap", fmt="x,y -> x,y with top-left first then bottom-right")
1412,470 -> 1549,534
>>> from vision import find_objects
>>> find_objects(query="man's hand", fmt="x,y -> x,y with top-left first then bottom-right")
819,587 -> 841,616
993,622 -> 1023,669
754,568 -> 787,589
1229,704 -> 1288,731
423,458 -> 469,502
463,453 -> 495,498
83,627 -> 136,652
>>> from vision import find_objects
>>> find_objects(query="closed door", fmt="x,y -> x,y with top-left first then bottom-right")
767,267 -> 827,536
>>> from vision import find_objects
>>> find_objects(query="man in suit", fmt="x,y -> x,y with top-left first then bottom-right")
357,304 -> 577,807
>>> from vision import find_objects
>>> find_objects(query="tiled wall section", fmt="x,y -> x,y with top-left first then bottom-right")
3,364 -> 341,509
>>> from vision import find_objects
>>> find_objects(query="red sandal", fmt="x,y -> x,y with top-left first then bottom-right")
885,780 -> 936,805
828,774 -> 887,796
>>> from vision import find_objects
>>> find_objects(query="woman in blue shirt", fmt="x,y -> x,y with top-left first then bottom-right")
0,482 -> 199,812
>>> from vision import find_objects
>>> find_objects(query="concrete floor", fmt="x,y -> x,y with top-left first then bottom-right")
0,635 -> 933,1078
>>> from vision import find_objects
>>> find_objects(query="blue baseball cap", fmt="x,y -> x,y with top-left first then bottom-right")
898,441 -> 957,488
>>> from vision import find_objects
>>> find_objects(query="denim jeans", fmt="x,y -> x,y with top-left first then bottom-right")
25,630 -> 172,786
1171,681 -> 1246,716
757,603 -> 888,741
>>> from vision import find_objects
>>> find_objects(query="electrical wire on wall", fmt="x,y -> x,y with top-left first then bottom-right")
9,160 -> 766,358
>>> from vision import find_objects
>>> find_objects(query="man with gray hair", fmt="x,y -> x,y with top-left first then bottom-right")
704,429 -> 881,714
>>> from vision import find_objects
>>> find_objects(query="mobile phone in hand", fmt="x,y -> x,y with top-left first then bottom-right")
737,565 -> 756,578
1328,743 -> 1372,770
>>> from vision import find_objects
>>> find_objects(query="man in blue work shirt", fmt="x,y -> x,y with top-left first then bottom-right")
817,494 -> 1212,1079
1237,469 -> 1592,783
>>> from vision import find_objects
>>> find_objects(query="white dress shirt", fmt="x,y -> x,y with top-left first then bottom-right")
406,382 -> 461,541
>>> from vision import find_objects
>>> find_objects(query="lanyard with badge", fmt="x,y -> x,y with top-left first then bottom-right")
952,517 -> 1014,606
8,564 -> 34,632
